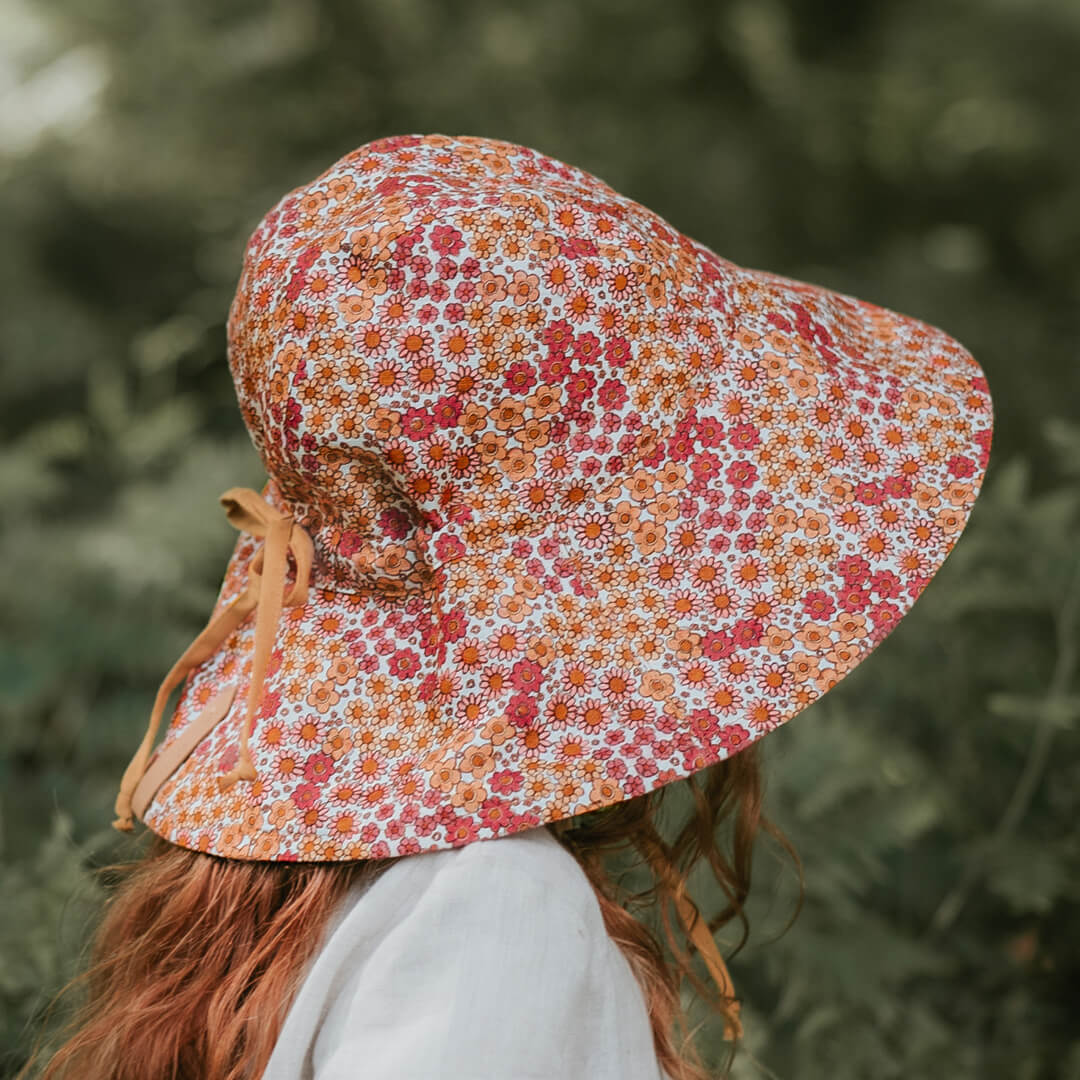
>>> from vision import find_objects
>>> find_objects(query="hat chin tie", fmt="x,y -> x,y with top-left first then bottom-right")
112,486 -> 314,831
671,884 -> 743,1041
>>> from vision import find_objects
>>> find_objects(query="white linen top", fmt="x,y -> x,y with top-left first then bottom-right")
260,824 -> 668,1080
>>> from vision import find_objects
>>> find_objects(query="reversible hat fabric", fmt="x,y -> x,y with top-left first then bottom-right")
114,133 -> 994,863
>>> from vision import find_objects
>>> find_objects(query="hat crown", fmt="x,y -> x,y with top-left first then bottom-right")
226,135 -> 735,589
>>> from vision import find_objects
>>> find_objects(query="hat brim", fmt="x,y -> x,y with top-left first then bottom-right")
141,261 -> 993,861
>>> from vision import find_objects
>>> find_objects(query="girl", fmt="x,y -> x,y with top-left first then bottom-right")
28,133 -> 992,1080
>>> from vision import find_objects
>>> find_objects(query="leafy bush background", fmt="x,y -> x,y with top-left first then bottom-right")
2,0 -> 1078,1076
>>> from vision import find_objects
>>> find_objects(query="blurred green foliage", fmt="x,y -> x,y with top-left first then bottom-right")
2,0 -> 1078,1076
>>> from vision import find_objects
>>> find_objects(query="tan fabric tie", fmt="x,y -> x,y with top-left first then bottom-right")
673,886 -> 743,1041
634,840 -> 742,1039
113,486 -> 314,831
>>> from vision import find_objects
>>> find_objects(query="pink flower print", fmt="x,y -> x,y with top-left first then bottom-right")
882,474 -> 913,499
290,783 -> 321,811
509,658 -> 542,693
399,405 -> 435,441
478,798 -> 514,830
445,816 -> 480,846
490,769 -> 523,795
855,481 -> 883,505
503,361 -> 538,394
731,618 -> 764,648
544,260 -> 574,294
452,280 -> 477,304
757,662 -> 793,697
430,225 -> 464,256
701,629 -> 736,661
948,454 -> 976,478
539,352 -> 573,382
575,513 -> 613,550
836,554 -> 871,585
726,459 -> 759,490
838,586 -> 872,613
690,451 -> 723,486
597,378 -> 628,411
542,318 -> 574,354
388,648 -> 421,678
728,423 -> 761,452
435,256 -> 459,280
868,601 -> 903,637
564,369 -> 597,409
572,332 -> 602,365
565,236 -> 598,260
869,570 -> 902,598
431,395 -> 462,428
717,725 -> 751,751
304,752 -> 335,784
801,589 -> 837,620
506,692 -> 539,726
605,336 -> 632,368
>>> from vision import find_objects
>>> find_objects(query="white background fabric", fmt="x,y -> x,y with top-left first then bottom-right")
260,825 -> 668,1080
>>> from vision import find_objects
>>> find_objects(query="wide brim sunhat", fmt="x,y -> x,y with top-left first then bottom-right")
113,133 -> 994,868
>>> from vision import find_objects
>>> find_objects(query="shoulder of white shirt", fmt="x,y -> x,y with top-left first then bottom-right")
327,824 -> 605,941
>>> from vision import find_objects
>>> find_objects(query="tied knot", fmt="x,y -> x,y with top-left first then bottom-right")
112,486 -> 315,831
347,509 -> 470,596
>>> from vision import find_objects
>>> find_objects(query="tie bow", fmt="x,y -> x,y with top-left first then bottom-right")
112,486 -> 314,830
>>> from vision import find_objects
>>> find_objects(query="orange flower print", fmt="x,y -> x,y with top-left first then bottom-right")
507,271 -> 540,305
309,677 -> 347,724
830,612 -> 867,642
639,670 -> 675,701
797,509 -> 830,538
478,272 -> 508,305
553,779 -> 586,813
429,760 -> 462,794
251,832 -> 281,859
610,500 -> 642,535
633,520 -> 667,556
326,656 -> 359,685
785,651 -> 820,684
338,294 -> 373,324
450,780 -> 485,813
825,641 -> 862,674
267,799 -> 296,828
763,624 -> 794,655
934,505 -> 967,535
588,778 -> 623,807
323,727 -> 353,760
469,703 -> 510,743
525,382 -> 563,419
794,622 -> 832,652
492,591 -> 531,629
136,135 -> 990,865
460,744 -> 496,779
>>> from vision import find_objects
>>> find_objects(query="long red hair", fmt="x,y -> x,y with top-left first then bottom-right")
24,743 -> 802,1080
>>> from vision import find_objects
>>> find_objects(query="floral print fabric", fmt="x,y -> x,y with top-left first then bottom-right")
141,134 -> 994,860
